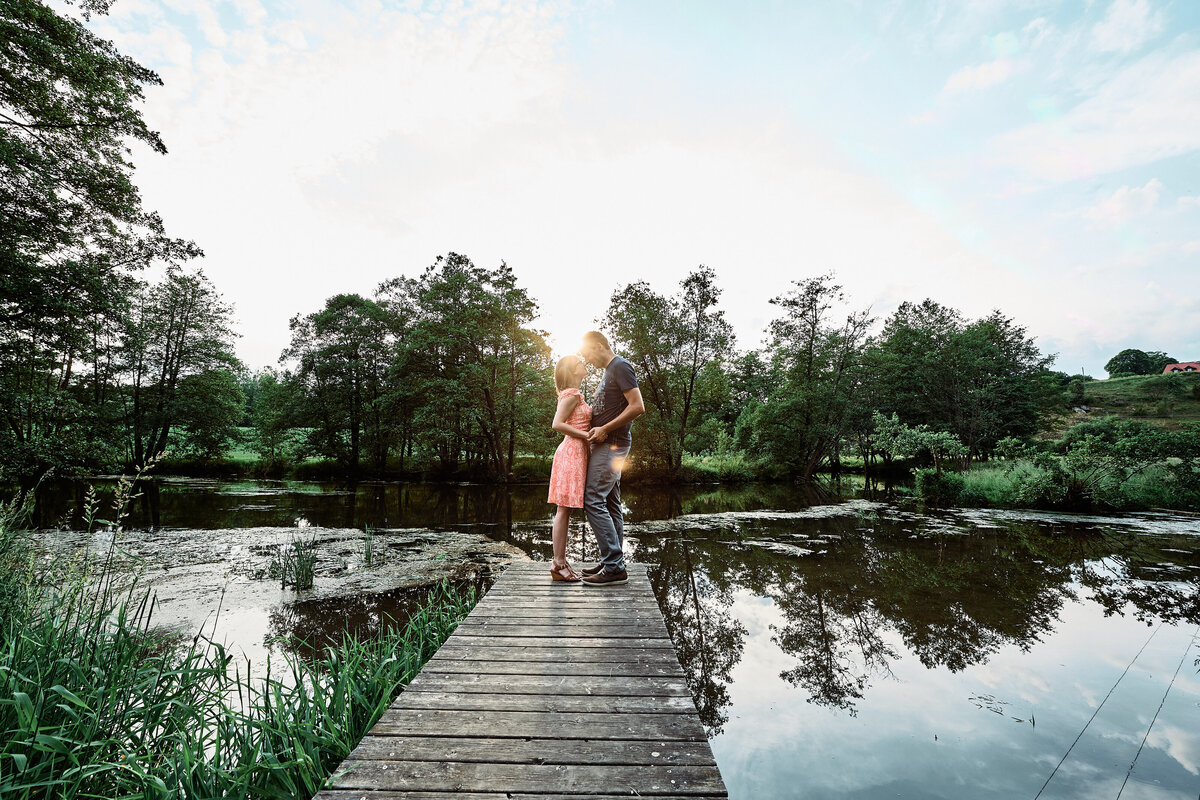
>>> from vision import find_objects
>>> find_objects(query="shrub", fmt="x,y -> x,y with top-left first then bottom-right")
914,468 -> 964,506
681,451 -> 760,483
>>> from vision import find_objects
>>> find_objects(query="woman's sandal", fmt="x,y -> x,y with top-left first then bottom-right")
550,562 -> 581,582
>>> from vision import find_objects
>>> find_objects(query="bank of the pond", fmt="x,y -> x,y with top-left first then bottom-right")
0,510 -> 476,799
910,461 -> 1200,512
153,449 -> 765,485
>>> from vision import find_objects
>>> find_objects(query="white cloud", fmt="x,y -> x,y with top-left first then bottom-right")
1091,0 -> 1163,55
1079,179 -> 1163,224
1148,723 -> 1200,775
1022,17 -> 1051,50
1179,195 -> 1200,209
987,50 -> 1200,182
942,57 -> 1026,94
908,109 -> 939,126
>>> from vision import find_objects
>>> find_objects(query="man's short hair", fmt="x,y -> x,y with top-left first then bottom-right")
582,331 -> 610,350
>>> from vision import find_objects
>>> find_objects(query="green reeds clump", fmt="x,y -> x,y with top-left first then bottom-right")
267,533 -> 320,590
0,574 -> 473,799
0,480 -> 474,800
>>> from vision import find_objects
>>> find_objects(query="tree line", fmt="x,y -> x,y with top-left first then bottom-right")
230,261 -> 1061,483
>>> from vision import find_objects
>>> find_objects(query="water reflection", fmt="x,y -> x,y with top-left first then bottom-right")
637,508 -> 1199,722
24,478 -> 1200,798
630,505 -> 1200,798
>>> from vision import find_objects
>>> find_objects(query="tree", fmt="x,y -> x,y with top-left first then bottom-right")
400,254 -> 552,479
0,0 -> 200,482
171,369 -> 245,460
871,412 -> 967,475
863,301 -> 1055,464
1105,348 -> 1175,377
282,294 -> 391,476
738,273 -> 872,481
119,266 -> 241,465
279,255 -> 553,479
603,266 -> 735,475
246,369 -> 297,464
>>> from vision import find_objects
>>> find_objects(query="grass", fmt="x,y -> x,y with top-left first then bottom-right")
1067,373 -> 1200,432
0,472 -> 475,799
941,458 -> 1200,512
679,451 -> 762,483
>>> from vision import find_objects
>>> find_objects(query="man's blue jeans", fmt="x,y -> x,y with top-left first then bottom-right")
584,441 -> 630,573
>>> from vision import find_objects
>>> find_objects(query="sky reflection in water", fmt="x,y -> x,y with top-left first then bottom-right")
627,503 -> 1200,800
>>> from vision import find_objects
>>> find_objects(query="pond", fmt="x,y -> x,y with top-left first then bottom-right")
29,478 -> 1200,799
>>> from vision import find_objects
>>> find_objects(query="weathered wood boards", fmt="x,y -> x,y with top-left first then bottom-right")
314,560 -> 728,799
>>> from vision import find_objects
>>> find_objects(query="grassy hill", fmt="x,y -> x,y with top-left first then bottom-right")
1068,372 -> 1200,431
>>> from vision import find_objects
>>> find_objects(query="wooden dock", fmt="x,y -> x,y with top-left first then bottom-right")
315,560 -> 728,799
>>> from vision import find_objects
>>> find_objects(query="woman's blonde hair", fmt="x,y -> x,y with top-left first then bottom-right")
554,355 -> 583,392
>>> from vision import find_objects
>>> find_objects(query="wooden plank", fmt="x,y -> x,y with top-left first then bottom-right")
406,672 -> 691,696
372,708 -> 710,741
471,594 -> 656,605
347,736 -> 717,766
319,792 -> 725,800
323,760 -> 725,795
431,645 -> 684,663
395,690 -> 697,714
446,635 -> 677,649
429,645 -> 681,664
468,599 -> 662,614
465,611 -> 665,622
422,659 -> 683,677
455,622 -> 670,638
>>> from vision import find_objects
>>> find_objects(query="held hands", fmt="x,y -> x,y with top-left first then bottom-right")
588,425 -> 608,443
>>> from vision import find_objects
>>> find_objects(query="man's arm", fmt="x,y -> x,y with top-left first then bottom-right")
589,387 -> 645,442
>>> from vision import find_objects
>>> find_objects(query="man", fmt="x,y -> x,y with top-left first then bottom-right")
578,330 -> 645,586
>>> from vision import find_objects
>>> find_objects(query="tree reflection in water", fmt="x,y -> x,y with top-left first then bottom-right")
640,502 -> 1200,734
647,542 -> 745,733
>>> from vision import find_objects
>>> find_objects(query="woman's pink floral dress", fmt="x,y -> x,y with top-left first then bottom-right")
548,387 -> 591,508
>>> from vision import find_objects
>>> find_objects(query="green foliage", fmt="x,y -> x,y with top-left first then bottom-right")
861,301 -> 1056,463
738,273 -> 872,481
913,468 -> 965,506
1105,348 -> 1175,377
870,411 -> 968,475
400,255 -> 552,478
246,370 -> 299,465
0,470 -> 475,798
962,420 -> 1200,510
0,0 -> 203,484
604,266 -> 735,475
172,369 -> 246,459
680,450 -> 759,483
283,293 -> 393,474
276,255 -> 552,480
0,572 -> 473,799
268,533 -> 319,590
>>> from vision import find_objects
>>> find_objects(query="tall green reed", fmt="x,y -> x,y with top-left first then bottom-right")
0,467 -> 475,799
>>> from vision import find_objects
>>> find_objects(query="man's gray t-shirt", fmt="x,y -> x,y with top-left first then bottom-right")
591,356 -> 638,446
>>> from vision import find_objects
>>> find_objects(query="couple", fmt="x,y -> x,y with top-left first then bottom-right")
547,331 -> 644,586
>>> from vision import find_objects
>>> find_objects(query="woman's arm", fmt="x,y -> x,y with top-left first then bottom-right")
551,393 -> 589,440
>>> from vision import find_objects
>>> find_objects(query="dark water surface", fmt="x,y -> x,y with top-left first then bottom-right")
32,478 -> 1200,799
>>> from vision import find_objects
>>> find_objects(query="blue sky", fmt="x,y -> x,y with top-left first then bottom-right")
89,0 -> 1200,375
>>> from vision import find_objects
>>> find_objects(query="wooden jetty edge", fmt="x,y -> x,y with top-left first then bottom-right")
315,561 -> 729,799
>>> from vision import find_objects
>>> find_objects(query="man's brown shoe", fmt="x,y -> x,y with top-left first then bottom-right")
582,568 -> 628,587
581,564 -> 603,577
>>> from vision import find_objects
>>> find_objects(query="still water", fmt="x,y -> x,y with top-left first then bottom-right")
33,478 -> 1200,799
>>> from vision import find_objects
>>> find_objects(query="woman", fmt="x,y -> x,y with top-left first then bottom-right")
547,354 -> 591,581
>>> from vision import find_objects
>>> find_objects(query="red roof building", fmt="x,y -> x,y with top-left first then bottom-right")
1162,362 -> 1200,373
